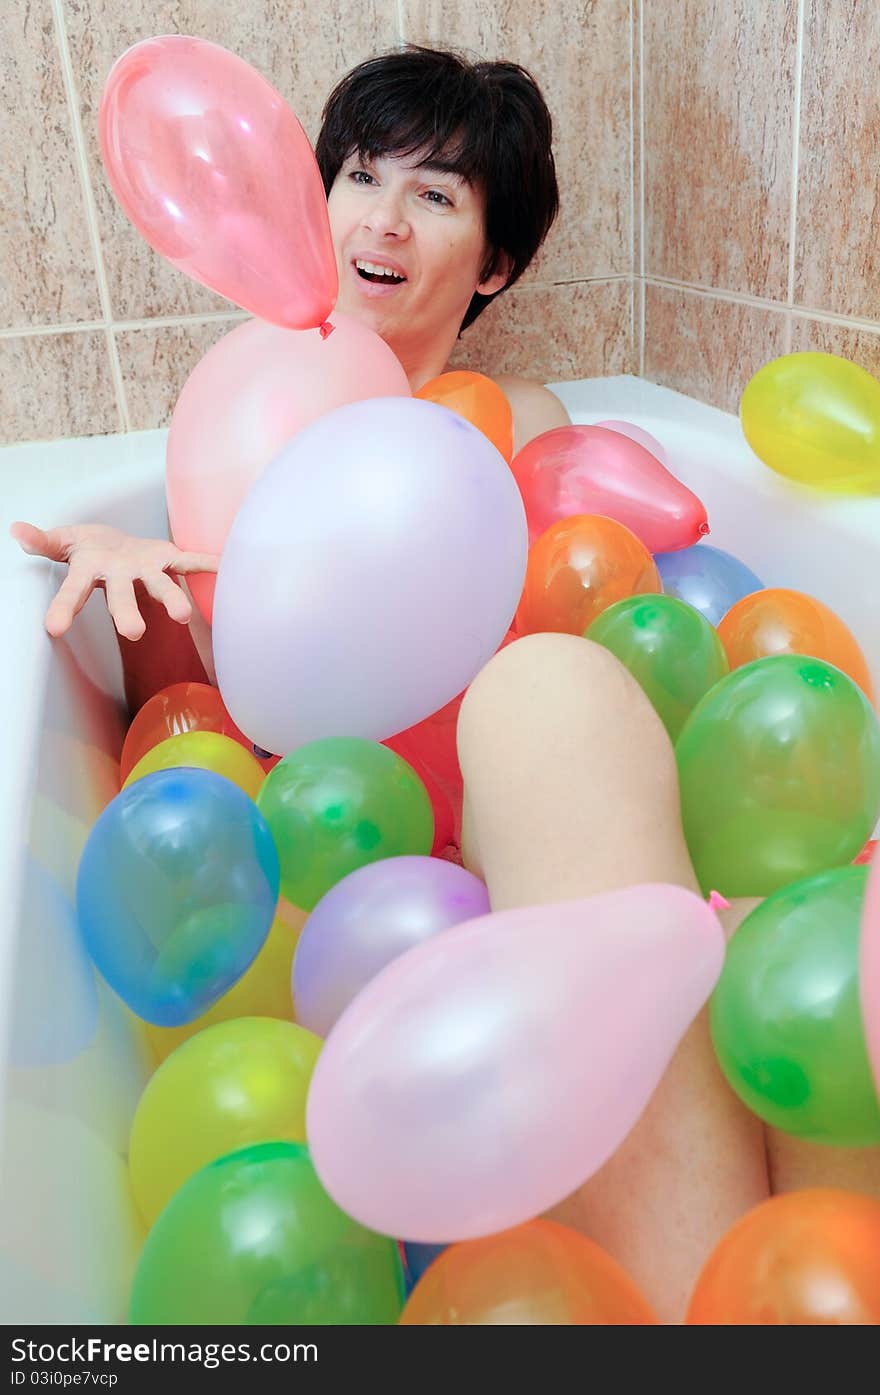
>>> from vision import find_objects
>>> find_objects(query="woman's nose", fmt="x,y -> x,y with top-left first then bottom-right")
362,189 -> 410,238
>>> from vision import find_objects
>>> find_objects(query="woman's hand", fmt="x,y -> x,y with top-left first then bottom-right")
9,521 -> 219,641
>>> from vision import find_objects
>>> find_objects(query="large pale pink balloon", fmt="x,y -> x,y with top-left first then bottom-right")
511,425 -> 709,552
166,313 -> 410,623
861,856 -> 880,1093
99,35 -> 337,327
306,883 -> 725,1242
594,420 -> 670,468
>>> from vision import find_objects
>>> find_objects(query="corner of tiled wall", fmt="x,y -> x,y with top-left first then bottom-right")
1,0 -> 639,447
638,0 -> 880,415
9,1 -> 878,446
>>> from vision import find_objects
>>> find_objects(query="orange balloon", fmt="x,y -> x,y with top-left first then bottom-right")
415,370 -> 514,462
686,1189 -> 880,1324
516,514 -> 662,636
400,1220 -> 656,1325
717,588 -> 874,701
120,681 -> 279,783
120,681 -> 227,782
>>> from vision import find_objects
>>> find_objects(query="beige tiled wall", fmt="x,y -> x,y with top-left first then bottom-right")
0,0 -> 635,445
4,1 -> 879,445
640,0 -> 880,411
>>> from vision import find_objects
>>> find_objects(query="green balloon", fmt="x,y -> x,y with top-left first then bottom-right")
676,655 -> 880,896
710,865 -> 880,1146
129,1141 -> 405,1324
585,594 -> 729,741
256,737 -> 433,910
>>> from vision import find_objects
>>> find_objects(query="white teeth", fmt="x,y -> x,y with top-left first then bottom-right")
355,259 -> 405,279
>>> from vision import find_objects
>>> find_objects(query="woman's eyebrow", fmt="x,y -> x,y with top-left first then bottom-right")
414,162 -> 468,185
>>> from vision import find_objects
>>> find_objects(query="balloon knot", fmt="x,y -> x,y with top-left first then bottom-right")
699,521 -> 710,536
708,889 -> 731,911
318,321 -> 335,340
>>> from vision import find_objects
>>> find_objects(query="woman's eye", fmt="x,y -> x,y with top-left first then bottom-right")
349,170 -> 375,185
424,190 -> 452,206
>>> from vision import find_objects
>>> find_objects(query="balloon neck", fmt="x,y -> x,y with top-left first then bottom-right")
698,521 -> 710,536
707,889 -> 731,911
318,321 -> 335,340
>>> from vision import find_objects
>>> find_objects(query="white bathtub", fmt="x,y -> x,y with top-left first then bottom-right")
1,373 -> 878,1323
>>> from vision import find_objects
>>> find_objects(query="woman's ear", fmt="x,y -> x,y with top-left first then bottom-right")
477,250 -> 513,297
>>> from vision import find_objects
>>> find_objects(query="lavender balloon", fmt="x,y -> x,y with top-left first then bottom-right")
654,542 -> 764,626
213,397 -> 528,755
293,855 -> 490,1037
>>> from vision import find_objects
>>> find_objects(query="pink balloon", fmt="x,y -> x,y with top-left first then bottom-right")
213,398 -> 527,755
99,35 -> 337,327
166,313 -> 410,623
861,856 -> 880,1094
306,883 -> 725,1242
511,425 -> 709,552
594,420 -> 670,468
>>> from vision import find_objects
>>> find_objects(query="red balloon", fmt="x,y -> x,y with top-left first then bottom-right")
99,36 -> 337,328
511,425 -> 709,551
383,629 -> 519,849
382,730 -> 455,855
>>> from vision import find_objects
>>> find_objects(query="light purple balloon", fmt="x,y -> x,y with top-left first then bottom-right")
293,855 -> 489,1037
213,397 -> 528,755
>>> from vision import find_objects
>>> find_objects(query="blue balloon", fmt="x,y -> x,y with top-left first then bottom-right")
402,1241 -> 447,1296
76,768 -> 280,1026
654,543 -> 764,626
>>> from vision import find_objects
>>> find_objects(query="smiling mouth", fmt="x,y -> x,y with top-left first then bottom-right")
354,258 -> 407,285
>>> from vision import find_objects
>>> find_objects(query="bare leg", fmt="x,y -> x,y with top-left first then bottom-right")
457,634 -> 769,1322
766,1135 -> 880,1200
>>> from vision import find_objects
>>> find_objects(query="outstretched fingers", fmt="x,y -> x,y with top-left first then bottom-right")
10,522 -> 74,563
142,569 -> 192,625
43,565 -> 98,637
168,550 -> 220,576
105,572 -> 146,641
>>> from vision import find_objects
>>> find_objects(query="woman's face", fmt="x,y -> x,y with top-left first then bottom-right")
327,149 -> 507,367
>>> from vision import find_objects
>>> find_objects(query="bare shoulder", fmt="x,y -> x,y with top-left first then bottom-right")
492,374 -> 572,455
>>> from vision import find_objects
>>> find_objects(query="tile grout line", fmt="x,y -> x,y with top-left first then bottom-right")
395,0 -> 406,46
49,0 -> 130,431
6,279 -> 880,341
0,311 -> 249,341
784,0 -> 806,354
638,0 -> 646,376
641,274 -> 880,336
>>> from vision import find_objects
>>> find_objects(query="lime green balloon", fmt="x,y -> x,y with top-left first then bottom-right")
256,738 -> 433,910
585,594 -> 729,741
711,865 -> 880,1146
129,1141 -> 404,1324
676,654 -> 880,896
740,351 -> 880,492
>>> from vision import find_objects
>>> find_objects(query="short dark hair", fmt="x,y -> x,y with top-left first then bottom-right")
315,46 -> 559,331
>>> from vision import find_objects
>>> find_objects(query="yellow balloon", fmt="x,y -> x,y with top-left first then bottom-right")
146,898 -> 306,1064
129,1015 -> 322,1227
740,352 -> 880,492
123,730 -> 265,799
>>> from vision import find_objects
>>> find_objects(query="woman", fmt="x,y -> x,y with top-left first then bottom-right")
10,46 -> 570,666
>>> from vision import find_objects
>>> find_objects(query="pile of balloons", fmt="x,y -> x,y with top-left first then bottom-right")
68,30 -> 880,1325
